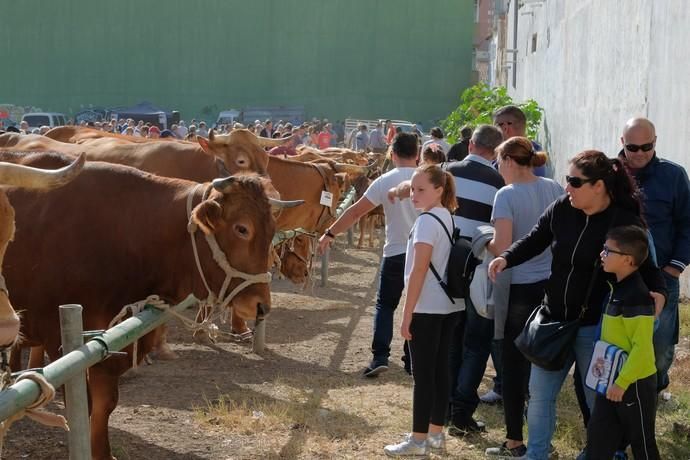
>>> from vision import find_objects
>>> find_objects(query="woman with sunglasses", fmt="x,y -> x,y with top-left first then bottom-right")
488,150 -> 667,460
484,137 -> 564,459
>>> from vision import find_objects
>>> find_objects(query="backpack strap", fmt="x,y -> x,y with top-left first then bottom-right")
420,211 -> 454,244
419,212 -> 456,303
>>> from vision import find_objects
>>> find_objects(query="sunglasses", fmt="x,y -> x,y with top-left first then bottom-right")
565,175 -> 598,188
624,142 -> 654,153
602,244 -> 630,258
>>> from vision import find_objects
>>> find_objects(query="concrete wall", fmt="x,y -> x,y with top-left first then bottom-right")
506,0 -> 690,295
0,0 -> 475,126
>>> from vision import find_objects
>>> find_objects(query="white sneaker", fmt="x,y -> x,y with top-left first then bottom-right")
427,432 -> 445,452
479,389 -> 503,404
384,434 -> 429,457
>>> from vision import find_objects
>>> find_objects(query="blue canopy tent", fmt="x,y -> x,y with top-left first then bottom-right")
107,102 -> 173,129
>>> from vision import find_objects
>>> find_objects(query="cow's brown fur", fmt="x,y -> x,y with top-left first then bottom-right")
1,151 -> 275,460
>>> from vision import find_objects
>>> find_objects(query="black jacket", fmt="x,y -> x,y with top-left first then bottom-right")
502,195 -> 666,326
618,152 -> 690,273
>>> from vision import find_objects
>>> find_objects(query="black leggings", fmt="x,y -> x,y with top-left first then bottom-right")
409,311 -> 459,433
502,281 -> 546,441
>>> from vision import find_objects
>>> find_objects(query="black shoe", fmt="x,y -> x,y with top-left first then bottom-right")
485,441 -> 527,458
363,362 -> 389,378
447,418 -> 486,437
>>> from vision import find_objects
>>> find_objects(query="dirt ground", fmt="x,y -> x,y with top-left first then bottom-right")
3,236 -> 429,459
4,236 -> 688,459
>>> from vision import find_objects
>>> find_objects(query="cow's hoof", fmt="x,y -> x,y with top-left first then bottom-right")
151,347 -> 179,361
230,329 -> 254,343
192,330 -> 215,345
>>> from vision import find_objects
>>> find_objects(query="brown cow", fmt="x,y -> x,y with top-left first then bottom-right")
274,234 -> 316,286
0,154 -> 85,347
43,127 -> 285,179
1,151 -> 294,460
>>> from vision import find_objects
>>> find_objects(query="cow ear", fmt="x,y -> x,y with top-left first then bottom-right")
191,200 -> 224,234
197,136 -> 213,156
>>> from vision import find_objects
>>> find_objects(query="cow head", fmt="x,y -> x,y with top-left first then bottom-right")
190,174 -> 301,321
278,235 -> 314,285
196,129 -> 287,177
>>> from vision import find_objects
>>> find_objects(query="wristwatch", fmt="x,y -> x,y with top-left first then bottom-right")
325,228 -> 336,239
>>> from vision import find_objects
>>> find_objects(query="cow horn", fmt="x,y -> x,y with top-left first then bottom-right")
269,198 -> 304,209
255,135 -> 289,148
211,176 -> 237,192
208,129 -> 216,141
333,163 -> 370,175
0,152 -> 86,189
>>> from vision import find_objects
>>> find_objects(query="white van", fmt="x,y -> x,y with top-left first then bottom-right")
21,112 -> 68,130
215,109 -> 241,128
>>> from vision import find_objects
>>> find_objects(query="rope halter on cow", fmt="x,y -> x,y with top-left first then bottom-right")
186,183 -> 272,336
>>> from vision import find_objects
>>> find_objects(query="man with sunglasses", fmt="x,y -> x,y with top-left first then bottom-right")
493,105 -> 548,178
619,117 -> 690,393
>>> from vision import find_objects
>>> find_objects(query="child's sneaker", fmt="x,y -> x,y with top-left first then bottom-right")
427,432 -> 445,452
383,434 -> 429,457
485,442 -> 526,458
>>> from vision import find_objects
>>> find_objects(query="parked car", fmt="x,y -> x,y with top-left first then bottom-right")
21,112 -> 68,130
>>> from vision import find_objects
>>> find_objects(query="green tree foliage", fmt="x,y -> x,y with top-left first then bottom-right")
442,83 -> 544,143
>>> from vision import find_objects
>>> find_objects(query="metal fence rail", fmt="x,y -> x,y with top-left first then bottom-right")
0,294 -> 198,422
321,186 -> 357,286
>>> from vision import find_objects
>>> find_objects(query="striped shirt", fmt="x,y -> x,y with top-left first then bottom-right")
445,154 -> 505,238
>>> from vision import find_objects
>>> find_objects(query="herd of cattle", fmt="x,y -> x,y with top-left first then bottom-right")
0,127 -> 384,460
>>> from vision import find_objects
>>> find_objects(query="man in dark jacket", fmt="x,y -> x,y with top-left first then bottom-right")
619,117 -> 690,392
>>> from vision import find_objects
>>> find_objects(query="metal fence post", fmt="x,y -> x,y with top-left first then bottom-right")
252,319 -> 266,354
59,304 -> 91,460
320,247 -> 330,287
347,228 -> 353,246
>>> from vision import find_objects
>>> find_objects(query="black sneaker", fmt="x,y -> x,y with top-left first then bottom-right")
363,362 -> 389,378
485,442 -> 527,458
447,418 -> 486,437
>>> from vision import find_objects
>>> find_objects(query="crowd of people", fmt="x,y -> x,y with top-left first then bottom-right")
319,106 -> 690,459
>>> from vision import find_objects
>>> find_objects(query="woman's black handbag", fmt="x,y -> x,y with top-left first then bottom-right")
514,262 -> 600,371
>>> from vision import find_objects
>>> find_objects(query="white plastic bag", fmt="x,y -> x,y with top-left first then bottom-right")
470,252 -> 494,319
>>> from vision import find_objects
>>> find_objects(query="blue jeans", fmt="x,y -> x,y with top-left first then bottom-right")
526,325 -> 597,460
370,253 -> 406,365
654,271 -> 680,392
448,296 -> 500,423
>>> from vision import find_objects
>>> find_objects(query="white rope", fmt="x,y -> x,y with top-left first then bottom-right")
0,371 -> 69,455
185,184 -> 272,341
108,295 -> 168,369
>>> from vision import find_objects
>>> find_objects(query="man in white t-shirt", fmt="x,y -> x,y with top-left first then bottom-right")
318,133 -> 420,377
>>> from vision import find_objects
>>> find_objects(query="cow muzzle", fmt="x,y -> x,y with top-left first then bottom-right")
257,302 -> 270,320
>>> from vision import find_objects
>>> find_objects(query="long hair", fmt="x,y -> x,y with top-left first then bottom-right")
496,136 -> 547,168
570,150 -> 644,219
416,163 -> 457,213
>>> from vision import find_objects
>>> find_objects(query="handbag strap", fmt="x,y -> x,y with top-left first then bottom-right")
578,260 -> 601,319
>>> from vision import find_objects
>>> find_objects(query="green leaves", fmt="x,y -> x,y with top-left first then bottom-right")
442,83 -> 544,143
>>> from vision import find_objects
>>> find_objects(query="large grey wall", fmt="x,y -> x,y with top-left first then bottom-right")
506,0 -> 690,295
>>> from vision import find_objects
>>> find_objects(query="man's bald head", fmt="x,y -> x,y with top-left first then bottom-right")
621,117 -> 657,170
624,117 -> 656,137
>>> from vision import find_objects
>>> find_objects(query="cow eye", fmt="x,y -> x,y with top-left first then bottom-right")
234,224 -> 250,239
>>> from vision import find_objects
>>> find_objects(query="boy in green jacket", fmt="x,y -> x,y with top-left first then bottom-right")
587,225 -> 660,459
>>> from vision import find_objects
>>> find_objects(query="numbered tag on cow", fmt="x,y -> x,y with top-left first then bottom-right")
320,191 -> 333,207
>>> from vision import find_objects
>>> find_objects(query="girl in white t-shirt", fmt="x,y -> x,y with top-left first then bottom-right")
384,163 -> 463,457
